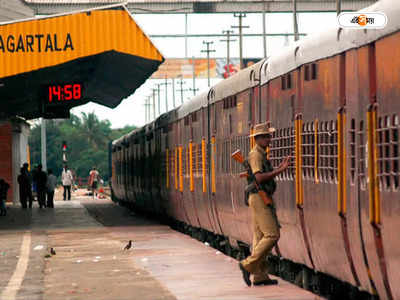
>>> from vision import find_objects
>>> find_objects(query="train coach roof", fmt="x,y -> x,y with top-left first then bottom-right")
112,135 -> 125,147
212,59 -> 265,103
261,0 -> 400,85
177,91 -> 208,119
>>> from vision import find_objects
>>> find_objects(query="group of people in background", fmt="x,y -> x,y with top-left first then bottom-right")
0,164 -> 101,214
17,163 -> 58,209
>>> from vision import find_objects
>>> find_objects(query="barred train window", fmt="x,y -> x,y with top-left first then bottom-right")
393,115 -> 399,189
301,122 -> 315,180
197,143 -> 201,176
269,127 -> 294,181
305,65 -> 310,81
281,74 -> 292,90
377,115 -> 400,190
304,63 -> 318,81
311,63 -> 318,80
318,120 -> 338,183
350,119 -> 356,184
231,137 -> 236,174
182,147 -> 186,177
358,120 -> 366,189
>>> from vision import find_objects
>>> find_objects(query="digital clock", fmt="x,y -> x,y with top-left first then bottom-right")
47,83 -> 83,103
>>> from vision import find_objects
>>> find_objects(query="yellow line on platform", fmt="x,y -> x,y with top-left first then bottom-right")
1,232 -> 31,300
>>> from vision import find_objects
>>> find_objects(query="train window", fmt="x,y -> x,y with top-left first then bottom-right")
223,96 -> 237,110
281,76 -> 286,90
384,116 -> 391,189
311,63 -> 318,80
225,140 -> 229,174
358,120 -> 366,189
393,115 -> 399,189
376,115 -> 394,190
184,116 -> 189,126
213,103 -> 217,133
268,126 -> 294,181
318,122 -> 324,183
305,65 -> 310,81
301,122 -> 314,181
332,120 -> 338,183
192,111 -> 198,122
350,118 -> 356,184
287,73 -> 292,90
229,114 -> 232,135
187,145 -> 190,177
301,123 -> 306,179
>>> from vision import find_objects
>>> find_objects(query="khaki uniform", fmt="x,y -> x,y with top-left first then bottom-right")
241,144 -> 280,280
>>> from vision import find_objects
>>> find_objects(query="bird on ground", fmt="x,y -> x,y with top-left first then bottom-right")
123,240 -> 133,250
50,248 -> 56,255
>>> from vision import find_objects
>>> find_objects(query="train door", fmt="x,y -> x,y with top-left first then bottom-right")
176,119 -> 190,224
346,42 -> 398,300
196,105 -> 216,233
297,53 -> 366,288
126,139 -> 133,203
181,114 -> 198,227
122,141 -> 128,202
188,112 -> 202,228
153,128 -> 161,214
266,69 -> 309,267
231,85 -> 257,244
207,89 -> 223,235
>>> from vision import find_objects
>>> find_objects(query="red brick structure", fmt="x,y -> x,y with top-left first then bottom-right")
0,122 -> 13,202
0,119 -> 30,204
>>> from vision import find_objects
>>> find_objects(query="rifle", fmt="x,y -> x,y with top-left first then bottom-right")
231,149 -> 273,206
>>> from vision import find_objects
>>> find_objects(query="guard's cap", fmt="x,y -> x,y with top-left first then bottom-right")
249,122 -> 276,137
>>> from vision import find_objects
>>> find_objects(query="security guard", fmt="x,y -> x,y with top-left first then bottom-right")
239,122 -> 291,286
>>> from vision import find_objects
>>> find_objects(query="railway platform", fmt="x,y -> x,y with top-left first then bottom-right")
0,190 -> 323,300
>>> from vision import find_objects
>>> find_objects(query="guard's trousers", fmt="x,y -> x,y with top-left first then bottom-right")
241,193 -> 280,275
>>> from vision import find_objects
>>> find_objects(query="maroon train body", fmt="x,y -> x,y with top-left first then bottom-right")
112,1 -> 400,299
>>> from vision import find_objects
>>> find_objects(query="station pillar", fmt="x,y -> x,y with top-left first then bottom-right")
0,118 -> 30,204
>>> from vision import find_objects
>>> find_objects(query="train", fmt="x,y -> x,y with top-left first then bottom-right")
111,1 -> 400,299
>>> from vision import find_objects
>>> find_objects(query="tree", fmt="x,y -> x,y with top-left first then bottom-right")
28,112 -> 136,184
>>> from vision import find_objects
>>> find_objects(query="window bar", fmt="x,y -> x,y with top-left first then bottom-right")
179,146 -> 183,192
166,149 -> 169,188
190,141 -> 194,191
202,138 -> 206,193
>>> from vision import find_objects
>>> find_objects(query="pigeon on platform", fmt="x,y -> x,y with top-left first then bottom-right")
123,240 -> 133,250
50,248 -> 56,255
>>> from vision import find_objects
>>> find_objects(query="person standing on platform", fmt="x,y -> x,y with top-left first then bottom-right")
22,163 -> 34,208
34,164 -> 47,209
238,122 -> 291,287
31,164 -> 38,202
46,169 -> 57,208
0,178 -> 10,216
88,167 -> 100,200
62,165 -> 73,201
18,167 -> 29,209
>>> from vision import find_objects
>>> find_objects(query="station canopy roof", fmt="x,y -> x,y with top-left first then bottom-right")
0,4 -> 164,119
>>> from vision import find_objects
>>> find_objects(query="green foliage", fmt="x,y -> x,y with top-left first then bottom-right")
28,112 -> 136,183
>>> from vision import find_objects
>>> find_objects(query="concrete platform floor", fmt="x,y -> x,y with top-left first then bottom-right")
0,191 -> 324,300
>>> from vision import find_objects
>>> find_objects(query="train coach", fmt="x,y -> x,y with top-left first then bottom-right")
111,1 -> 400,299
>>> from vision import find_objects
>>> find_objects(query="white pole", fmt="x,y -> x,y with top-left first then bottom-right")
41,118 -> 47,171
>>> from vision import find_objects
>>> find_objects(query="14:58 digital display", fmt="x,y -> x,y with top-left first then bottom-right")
48,83 -> 82,103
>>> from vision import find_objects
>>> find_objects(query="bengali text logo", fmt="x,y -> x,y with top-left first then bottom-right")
337,12 -> 387,29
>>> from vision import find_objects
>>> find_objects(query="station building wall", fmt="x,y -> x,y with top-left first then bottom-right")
0,119 -> 30,203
